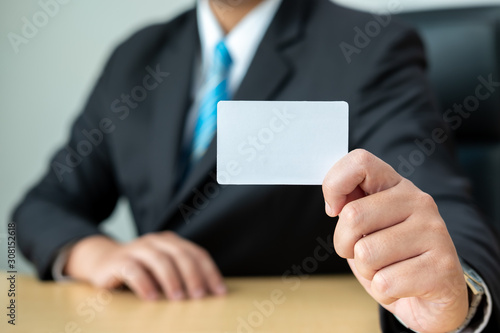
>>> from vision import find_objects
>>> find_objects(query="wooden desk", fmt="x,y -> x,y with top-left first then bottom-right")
2,274 -> 380,333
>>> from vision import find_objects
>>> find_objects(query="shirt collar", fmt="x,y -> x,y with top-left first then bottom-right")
197,0 -> 282,92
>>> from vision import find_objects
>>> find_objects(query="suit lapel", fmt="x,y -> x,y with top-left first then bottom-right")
145,10 -> 200,231
155,0 -> 310,230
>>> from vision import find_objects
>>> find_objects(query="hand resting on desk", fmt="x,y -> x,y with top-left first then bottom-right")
65,231 -> 227,301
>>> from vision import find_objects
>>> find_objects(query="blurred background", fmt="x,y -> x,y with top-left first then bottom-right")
1,0 -> 499,274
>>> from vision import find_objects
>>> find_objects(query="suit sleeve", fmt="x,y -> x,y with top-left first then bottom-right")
11,49 -> 122,280
349,26 -> 500,332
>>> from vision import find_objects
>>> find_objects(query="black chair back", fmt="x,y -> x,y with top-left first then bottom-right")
399,7 -> 500,231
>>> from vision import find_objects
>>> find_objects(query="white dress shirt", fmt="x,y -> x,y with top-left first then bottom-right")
181,0 -> 283,153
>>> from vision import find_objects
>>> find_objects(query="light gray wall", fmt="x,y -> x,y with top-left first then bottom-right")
1,0 -> 499,274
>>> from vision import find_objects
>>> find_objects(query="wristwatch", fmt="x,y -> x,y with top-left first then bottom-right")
450,261 -> 485,332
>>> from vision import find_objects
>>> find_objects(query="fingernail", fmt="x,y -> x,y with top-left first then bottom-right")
325,201 -> 333,216
215,284 -> 227,295
171,290 -> 185,301
191,289 -> 205,299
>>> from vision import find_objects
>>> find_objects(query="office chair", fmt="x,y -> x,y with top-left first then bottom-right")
398,6 -> 500,232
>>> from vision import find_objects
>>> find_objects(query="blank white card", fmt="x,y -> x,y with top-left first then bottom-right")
217,101 -> 349,185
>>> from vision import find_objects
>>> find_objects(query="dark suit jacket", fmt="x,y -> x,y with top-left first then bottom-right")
12,0 -> 500,330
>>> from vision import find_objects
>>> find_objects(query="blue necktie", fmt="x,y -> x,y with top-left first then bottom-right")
190,41 -> 233,164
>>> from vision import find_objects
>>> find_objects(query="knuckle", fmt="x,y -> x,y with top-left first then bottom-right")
351,149 -> 373,167
354,239 -> 373,265
129,273 -> 148,288
417,192 -> 437,210
181,266 -> 203,289
420,210 -> 447,235
322,177 -> 335,195
92,271 -> 113,289
371,271 -> 391,300
429,219 -> 447,236
147,248 -> 165,263
121,262 -> 143,283
342,202 -> 362,229
130,243 -> 153,257
333,241 -> 348,259
172,250 -> 198,273
398,178 -> 414,191
333,227 -> 352,259
195,247 -> 211,261
138,233 -> 159,246
424,251 -> 440,270
162,231 -> 177,239
169,244 -> 189,259
161,272 -> 181,291
192,249 -> 211,263
143,233 -> 157,241
93,280 -> 108,289
333,231 -> 345,258
163,269 -> 180,284
438,254 -> 458,273
159,271 -> 181,291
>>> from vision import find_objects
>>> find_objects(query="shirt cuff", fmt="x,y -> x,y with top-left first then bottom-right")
51,242 -> 76,281
393,267 -> 492,333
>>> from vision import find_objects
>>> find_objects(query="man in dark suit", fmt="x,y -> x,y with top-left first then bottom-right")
12,0 -> 500,331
